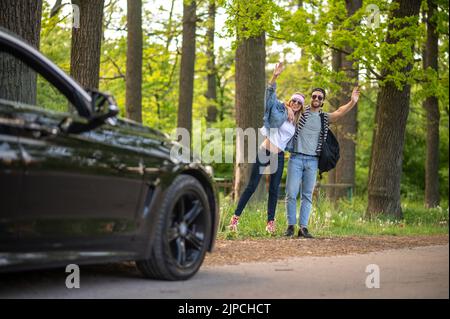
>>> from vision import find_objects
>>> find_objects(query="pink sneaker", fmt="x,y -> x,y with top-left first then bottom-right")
229,215 -> 239,231
265,220 -> 276,234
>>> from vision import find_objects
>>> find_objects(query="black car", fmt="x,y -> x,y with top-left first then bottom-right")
0,29 -> 219,280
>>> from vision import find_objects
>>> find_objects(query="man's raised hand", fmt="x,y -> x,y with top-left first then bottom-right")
351,86 -> 360,104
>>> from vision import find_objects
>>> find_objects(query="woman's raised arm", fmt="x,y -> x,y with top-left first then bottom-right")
269,62 -> 284,86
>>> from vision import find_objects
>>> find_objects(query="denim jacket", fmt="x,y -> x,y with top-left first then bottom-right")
263,83 -> 288,129
285,137 -> 294,153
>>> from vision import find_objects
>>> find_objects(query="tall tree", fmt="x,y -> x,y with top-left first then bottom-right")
205,0 -> 218,123
70,0 -> 104,90
330,0 -> 362,200
0,0 -> 43,105
177,0 -> 197,138
423,0 -> 440,207
367,0 -> 422,218
327,24 -> 342,200
126,0 -> 143,123
224,0 -> 279,201
234,33 -> 266,201
232,0 -> 268,201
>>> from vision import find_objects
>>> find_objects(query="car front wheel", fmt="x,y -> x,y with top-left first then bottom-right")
136,174 -> 212,280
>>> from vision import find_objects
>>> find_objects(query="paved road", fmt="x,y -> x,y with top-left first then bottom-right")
0,244 -> 448,299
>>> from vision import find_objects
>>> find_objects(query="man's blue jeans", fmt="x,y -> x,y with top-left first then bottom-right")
285,153 -> 319,227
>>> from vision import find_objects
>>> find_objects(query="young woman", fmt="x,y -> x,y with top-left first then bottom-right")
229,62 -> 304,234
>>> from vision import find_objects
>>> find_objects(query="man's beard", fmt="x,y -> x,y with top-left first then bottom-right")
312,101 -> 322,109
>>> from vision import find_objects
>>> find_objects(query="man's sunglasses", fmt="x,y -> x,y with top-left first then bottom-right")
291,99 -> 303,105
312,94 -> 324,101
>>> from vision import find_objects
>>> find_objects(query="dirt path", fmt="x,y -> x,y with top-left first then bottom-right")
204,235 -> 449,266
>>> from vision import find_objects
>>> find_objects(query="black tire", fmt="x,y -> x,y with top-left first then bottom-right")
136,174 -> 212,280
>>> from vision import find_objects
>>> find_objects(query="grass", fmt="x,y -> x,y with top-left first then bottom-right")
217,193 -> 449,239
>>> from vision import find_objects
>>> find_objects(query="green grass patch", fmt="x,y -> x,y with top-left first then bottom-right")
217,194 -> 449,239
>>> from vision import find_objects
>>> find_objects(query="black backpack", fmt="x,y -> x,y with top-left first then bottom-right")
318,113 -> 340,177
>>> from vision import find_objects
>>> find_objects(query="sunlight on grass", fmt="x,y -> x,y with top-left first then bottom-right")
217,193 -> 449,239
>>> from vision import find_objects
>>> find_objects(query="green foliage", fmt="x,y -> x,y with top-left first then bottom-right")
218,195 -> 449,239
220,0 -> 284,43
37,1 -> 72,112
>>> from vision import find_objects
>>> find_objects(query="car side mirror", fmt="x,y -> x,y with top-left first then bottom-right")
88,89 -> 119,126
58,90 -> 119,134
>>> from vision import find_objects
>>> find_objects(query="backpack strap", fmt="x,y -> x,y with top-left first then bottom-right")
316,112 -> 329,156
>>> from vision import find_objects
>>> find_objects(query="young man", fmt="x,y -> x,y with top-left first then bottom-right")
284,86 -> 360,238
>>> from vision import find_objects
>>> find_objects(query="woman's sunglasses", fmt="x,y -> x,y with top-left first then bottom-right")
312,94 -> 324,101
291,99 -> 303,105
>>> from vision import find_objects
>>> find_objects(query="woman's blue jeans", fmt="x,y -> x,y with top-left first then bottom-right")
285,153 -> 319,227
234,148 -> 285,222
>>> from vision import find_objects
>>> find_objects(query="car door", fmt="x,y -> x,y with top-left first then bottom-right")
0,42 -> 144,254
17,111 -> 145,252
0,100 -> 24,248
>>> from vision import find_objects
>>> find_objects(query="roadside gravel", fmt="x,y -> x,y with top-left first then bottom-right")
203,234 -> 449,266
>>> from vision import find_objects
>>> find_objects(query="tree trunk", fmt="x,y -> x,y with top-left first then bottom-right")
332,0 -> 361,200
205,0 -> 218,123
234,33 -> 266,202
70,0 -> 104,90
177,0 -> 197,139
327,38 -> 342,199
367,0 -> 421,218
126,0 -> 143,123
0,0 -> 43,105
423,0 -> 440,208
368,99 -> 379,185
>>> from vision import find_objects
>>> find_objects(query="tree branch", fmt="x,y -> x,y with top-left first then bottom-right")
50,0 -> 63,17
105,56 -> 126,80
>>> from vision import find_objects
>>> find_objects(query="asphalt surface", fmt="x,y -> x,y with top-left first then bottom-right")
0,244 -> 448,299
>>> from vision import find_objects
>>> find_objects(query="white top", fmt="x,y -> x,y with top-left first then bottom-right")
260,120 -> 296,151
